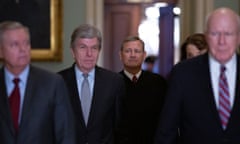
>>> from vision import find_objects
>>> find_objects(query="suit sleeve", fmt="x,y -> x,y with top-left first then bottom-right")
114,75 -> 128,144
53,75 -> 76,144
154,66 -> 182,144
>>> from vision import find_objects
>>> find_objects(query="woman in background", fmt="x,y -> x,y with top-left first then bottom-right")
180,33 -> 208,61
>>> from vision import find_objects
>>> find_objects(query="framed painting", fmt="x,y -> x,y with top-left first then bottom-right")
0,0 -> 63,61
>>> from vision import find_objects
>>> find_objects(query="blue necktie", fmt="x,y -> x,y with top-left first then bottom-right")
81,74 -> 91,124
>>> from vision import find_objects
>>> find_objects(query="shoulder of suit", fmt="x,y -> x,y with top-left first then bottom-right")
142,70 -> 166,81
57,66 -> 73,75
30,65 -> 62,80
96,66 -> 123,80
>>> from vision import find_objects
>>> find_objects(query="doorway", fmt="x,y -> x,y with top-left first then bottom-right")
104,0 -> 179,77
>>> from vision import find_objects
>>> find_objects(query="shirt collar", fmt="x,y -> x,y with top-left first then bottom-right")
209,53 -> 236,73
123,69 -> 142,80
74,65 -> 95,80
4,65 -> 30,84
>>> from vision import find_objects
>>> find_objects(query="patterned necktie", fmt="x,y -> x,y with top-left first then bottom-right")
132,75 -> 137,83
218,65 -> 231,130
81,74 -> 91,124
9,78 -> 20,132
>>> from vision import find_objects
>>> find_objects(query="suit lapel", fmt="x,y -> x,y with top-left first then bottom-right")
18,67 -> 35,132
203,54 -> 240,131
201,54 -> 223,129
226,55 -> 240,130
68,66 -> 86,126
86,67 -> 103,127
0,68 -> 16,135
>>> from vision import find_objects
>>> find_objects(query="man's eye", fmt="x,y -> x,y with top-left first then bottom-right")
92,46 -> 99,50
124,50 -> 130,53
209,32 -> 218,36
79,45 -> 87,49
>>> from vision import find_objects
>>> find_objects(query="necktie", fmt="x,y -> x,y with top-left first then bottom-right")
81,74 -> 91,124
218,65 -> 231,130
9,78 -> 20,132
132,75 -> 137,83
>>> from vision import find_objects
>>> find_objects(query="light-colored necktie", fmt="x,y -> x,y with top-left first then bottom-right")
81,74 -> 91,124
9,78 -> 20,133
218,65 -> 231,130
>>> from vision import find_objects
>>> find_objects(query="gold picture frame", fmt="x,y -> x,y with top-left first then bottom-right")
31,0 -> 62,61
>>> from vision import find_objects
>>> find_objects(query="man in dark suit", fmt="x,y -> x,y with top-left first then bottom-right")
154,7 -> 240,144
58,24 -> 125,144
0,21 -> 75,144
118,36 -> 167,144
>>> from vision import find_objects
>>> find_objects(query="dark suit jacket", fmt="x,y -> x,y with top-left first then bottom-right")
154,53 -> 240,144
58,64 -> 125,144
119,70 -> 167,144
0,65 -> 75,144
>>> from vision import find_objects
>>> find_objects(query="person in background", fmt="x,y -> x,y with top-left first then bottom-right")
58,24 -> 125,144
0,21 -> 75,144
154,7 -> 240,144
143,55 -> 157,72
180,33 -> 208,61
119,35 -> 167,144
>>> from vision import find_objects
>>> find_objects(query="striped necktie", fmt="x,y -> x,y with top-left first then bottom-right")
218,65 -> 231,130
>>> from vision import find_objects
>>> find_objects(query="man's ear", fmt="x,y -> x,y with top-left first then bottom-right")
119,51 -> 122,61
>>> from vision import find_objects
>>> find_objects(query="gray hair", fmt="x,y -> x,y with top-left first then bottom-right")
0,21 -> 29,44
70,24 -> 102,49
120,35 -> 145,51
